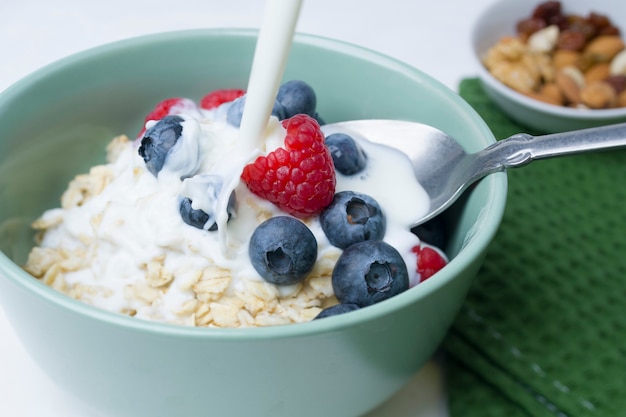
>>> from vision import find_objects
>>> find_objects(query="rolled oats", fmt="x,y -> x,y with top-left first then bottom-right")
69,283 -> 114,301
23,133 -> 341,328
192,266 -> 231,302
31,210 -> 63,231
23,247 -> 62,278
125,281 -> 161,305
145,260 -> 174,288
106,135 -> 130,162
61,165 -> 114,209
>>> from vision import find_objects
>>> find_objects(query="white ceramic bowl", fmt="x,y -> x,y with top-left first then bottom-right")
472,0 -> 626,133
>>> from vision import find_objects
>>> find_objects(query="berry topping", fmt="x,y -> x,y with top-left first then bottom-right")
179,175 -> 237,231
249,216 -> 318,286
138,115 -> 184,176
314,303 -> 360,320
320,191 -> 385,249
276,80 -> 317,118
332,240 -> 409,307
412,245 -> 448,282
226,96 -> 287,127
241,114 -> 336,218
200,88 -> 246,110
138,97 -> 196,137
324,133 -> 368,175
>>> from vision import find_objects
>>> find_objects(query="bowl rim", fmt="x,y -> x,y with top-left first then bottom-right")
0,28 -> 508,339
471,0 -> 626,121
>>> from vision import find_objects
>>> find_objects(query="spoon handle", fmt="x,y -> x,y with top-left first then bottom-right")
478,122 -> 626,171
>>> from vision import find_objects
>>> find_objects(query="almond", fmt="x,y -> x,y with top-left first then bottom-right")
585,62 -> 611,84
552,49 -> 581,70
584,35 -> 625,63
555,66 -> 584,105
540,82 -> 564,105
525,83 -> 564,106
580,81 -> 616,109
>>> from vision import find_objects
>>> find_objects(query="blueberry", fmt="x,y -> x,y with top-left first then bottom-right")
138,115 -> 184,176
332,240 -> 409,307
179,175 -> 236,231
314,303 -> 360,319
320,191 -> 386,249
276,80 -> 317,118
226,95 -> 286,127
179,195 -> 237,231
324,133 -> 367,175
249,216 -> 317,285
179,198 -> 210,229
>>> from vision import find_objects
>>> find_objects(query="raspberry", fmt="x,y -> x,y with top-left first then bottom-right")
241,114 -> 336,218
138,97 -> 189,138
411,245 -> 448,282
200,89 -> 246,110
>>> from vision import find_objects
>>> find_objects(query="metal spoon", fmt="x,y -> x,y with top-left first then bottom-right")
321,120 -> 626,227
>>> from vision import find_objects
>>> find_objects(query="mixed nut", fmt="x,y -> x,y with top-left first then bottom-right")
483,1 -> 626,109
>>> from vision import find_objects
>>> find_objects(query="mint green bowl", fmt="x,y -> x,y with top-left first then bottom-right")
0,29 -> 506,417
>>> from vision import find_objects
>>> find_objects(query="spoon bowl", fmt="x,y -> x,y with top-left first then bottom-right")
323,120 -> 626,226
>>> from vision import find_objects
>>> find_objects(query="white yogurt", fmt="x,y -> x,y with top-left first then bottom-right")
31,106 -> 431,325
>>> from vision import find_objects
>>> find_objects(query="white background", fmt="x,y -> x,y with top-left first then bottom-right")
0,1 -> 493,416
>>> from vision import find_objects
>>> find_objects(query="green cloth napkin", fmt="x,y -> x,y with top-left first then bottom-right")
443,78 -> 626,417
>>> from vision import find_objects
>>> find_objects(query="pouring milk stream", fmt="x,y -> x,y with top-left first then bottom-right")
216,0 -> 303,254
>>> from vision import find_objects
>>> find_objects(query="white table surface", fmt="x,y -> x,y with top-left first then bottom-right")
0,1 -> 494,416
